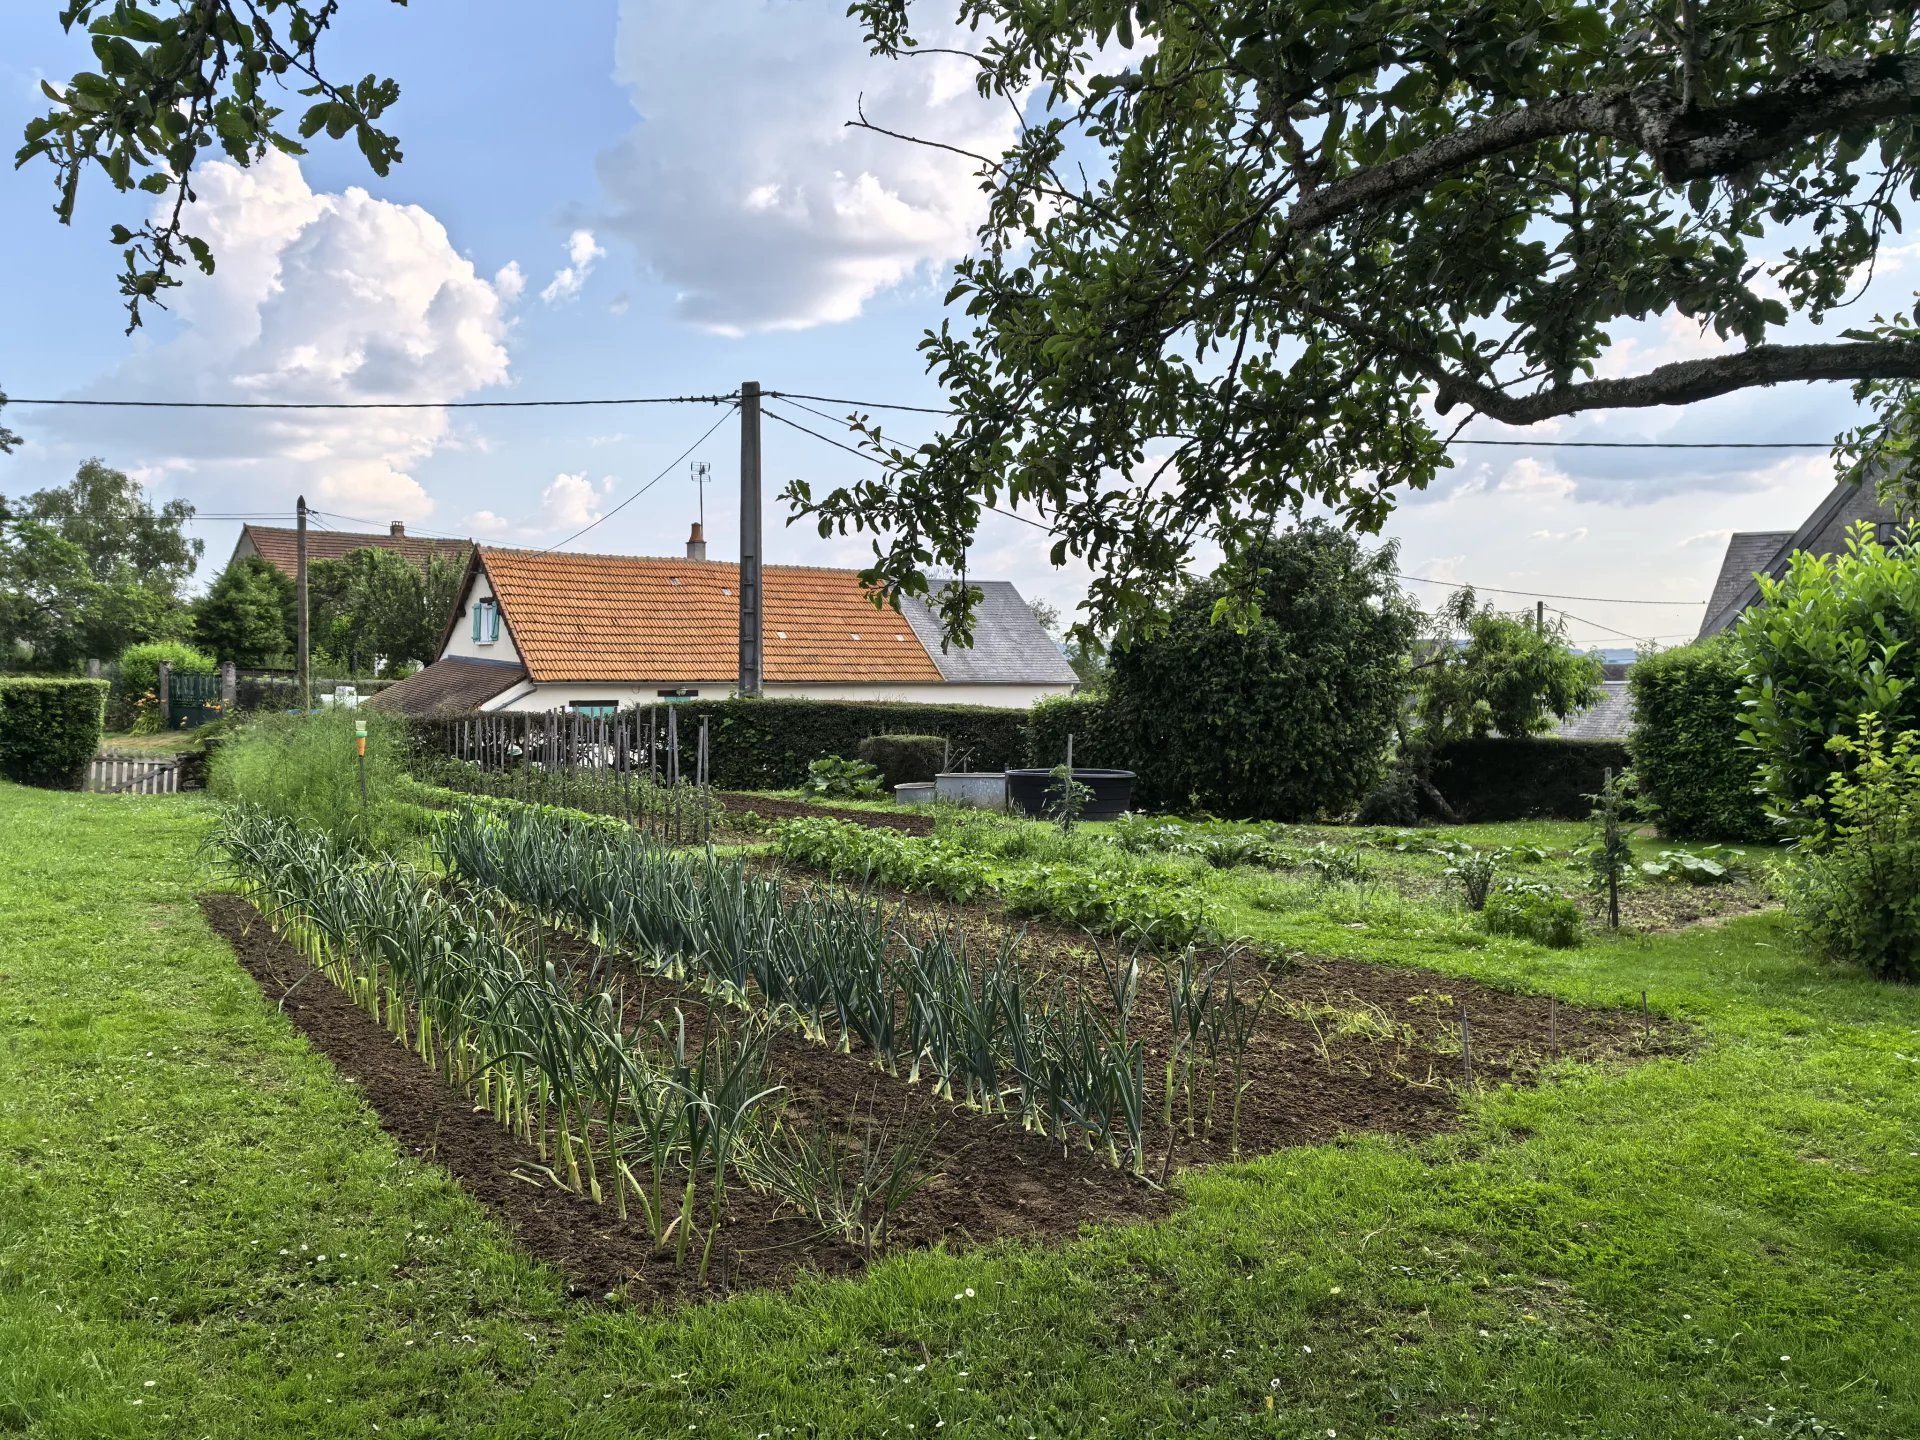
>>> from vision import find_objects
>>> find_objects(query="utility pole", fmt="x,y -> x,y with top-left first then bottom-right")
1535,599 -> 1545,635
738,381 -> 764,697
296,494 -> 311,706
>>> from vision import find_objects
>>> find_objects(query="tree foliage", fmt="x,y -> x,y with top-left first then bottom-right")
194,555 -> 295,665
309,548 -> 460,673
786,0 -> 1920,641
1628,635 -> 1771,841
0,459 -> 200,671
1103,521 -> 1420,820
1411,589 -> 1603,743
1735,521 -> 1920,827
17,0 -> 404,331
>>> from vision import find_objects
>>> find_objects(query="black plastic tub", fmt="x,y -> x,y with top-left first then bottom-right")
1005,768 -> 1136,822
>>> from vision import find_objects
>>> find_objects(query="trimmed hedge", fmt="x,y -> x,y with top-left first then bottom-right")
1026,693 -> 1132,772
1431,736 -> 1629,821
649,698 -> 1029,791
1628,638 -> 1771,842
0,678 -> 108,789
856,733 -> 948,790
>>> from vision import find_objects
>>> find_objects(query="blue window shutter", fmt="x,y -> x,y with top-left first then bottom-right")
487,602 -> 499,642
471,602 -> 481,642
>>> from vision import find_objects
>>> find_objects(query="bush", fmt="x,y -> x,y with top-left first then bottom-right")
1484,882 -> 1583,948
0,678 -> 107,789
114,639 -> 216,731
1629,637 -> 1770,841
856,733 -> 948,790
804,755 -> 885,798
1026,693 -> 1133,771
1430,736 -> 1629,821
1779,715 -> 1920,981
1091,523 -> 1421,819
1735,522 -> 1920,828
209,709 -> 411,842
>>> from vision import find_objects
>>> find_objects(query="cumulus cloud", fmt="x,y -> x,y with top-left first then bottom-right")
597,0 -> 1020,334
60,150 -> 513,527
493,260 -> 527,303
1529,526 -> 1589,543
539,229 -> 605,304
539,471 -> 617,529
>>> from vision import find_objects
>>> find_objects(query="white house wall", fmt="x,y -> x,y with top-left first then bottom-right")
440,571 -> 522,664
478,680 -> 1071,713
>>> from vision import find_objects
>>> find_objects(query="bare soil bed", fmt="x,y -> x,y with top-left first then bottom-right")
204,858 -> 1677,1306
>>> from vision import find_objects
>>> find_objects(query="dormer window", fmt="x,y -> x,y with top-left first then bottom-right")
471,597 -> 501,645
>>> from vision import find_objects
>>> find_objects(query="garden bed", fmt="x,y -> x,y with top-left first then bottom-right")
716,791 -> 935,834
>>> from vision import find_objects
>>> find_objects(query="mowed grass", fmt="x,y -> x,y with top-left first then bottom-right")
2,783 -> 1918,1438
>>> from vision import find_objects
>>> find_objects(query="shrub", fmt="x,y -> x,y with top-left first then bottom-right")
209,708 -> 411,842
114,638 -> 216,731
1445,851 -> 1498,910
1778,715 -> 1920,981
804,755 -> 885,799
1026,693 -> 1133,771
1735,522 -> 1920,828
1094,523 -> 1421,819
1484,882 -> 1583,948
1430,736 -> 1630,821
0,678 -> 108,789
1629,637 -> 1770,841
856,733 -> 948,790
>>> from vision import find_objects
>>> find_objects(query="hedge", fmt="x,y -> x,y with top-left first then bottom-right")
1026,693 -> 1133,770
1628,637 -> 1771,842
0,678 -> 108,789
611,698 -> 1029,791
1430,736 -> 1630,821
855,733 -> 948,789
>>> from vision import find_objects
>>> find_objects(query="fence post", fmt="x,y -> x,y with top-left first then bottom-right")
157,660 -> 172,728
220,661 -> 237,712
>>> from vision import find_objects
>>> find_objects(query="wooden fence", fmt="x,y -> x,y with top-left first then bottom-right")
86,752 -> 182,795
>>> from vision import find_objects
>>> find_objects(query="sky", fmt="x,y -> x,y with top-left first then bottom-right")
0,0 -> 1910,653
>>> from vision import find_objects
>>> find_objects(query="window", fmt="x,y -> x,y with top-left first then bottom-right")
656,688 -> 699,703
471,597 -> 500,644
569,701 -> 618,718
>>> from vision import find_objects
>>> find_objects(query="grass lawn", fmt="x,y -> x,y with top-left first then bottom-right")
3,782 -> 1917,1438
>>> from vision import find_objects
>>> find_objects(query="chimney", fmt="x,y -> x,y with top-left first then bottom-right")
686,521 -> 707,561
389,521 -> 406,538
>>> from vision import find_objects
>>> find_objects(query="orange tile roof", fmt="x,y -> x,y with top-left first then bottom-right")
475,546 -> 944,684
239,524 -> 469,577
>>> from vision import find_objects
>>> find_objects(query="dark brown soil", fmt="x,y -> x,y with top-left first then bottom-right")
202,866 -> 1675,1306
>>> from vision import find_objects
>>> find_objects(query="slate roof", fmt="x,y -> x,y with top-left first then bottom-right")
897,581 -> 1082,686
1697,473 -> 1904,637
367,657 -> 527,716
1554,680 -> 1635,741
471,546 -> 946,684
236,523 -> 470,578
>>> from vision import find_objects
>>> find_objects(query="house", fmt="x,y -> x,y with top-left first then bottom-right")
226,520 -> 470,580
1553,672 -> 1634,742
369,538 -> 1079,716
1696,476 -> 1904,638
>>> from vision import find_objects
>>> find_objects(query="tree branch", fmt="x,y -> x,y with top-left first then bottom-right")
1434,339 -> 1920,422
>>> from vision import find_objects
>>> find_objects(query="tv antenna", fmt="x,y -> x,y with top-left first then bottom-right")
690,460 -> 711,527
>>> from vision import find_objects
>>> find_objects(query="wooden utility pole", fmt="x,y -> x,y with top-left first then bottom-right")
738,380 -> 764,697
1535,599 -> 1545,634
296,494 -> 311,706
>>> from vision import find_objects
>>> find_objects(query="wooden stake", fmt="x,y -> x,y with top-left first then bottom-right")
1460,1009 -> 1473,1089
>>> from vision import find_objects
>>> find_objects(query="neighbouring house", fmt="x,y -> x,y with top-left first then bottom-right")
225,520 -> 471,580
369,537 -> 1079,716
1696,476 -> 1905,638
1553,666 -> 1634,741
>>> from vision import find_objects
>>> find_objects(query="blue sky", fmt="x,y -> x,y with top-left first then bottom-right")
0,1 -> 1909,650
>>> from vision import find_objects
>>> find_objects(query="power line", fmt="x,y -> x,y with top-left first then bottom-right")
1395,572 -> 1703,607
765,389 -> 955,416
543,404 -> 739,553
2,392 -> 738,411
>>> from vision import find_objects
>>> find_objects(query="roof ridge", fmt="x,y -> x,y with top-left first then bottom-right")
476,543 -> 884,580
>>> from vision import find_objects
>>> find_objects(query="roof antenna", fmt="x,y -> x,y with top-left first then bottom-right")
690,459 -> 710,529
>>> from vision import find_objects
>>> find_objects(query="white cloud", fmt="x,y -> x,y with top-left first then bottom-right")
462,509 -> 514,538
1529,526 -> 1588,543
63,151 -> 513,528
539,228 -> 605,304
598,0 -> 1020,334
539,471 -> 617,530
493,260 -> 527,303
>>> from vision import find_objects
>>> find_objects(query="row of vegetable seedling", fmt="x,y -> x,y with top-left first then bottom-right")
437,805 -> 1269,1169
212,807 -> 928,1269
